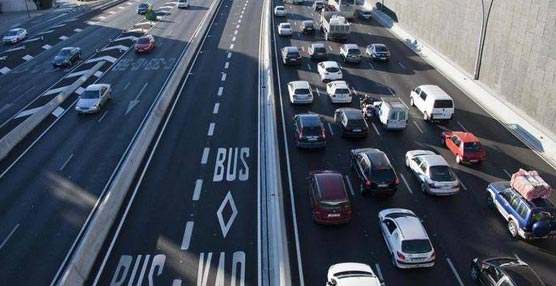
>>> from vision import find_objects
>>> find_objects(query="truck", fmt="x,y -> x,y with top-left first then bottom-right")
320,12 -> 350,41
326,0 -> 357,19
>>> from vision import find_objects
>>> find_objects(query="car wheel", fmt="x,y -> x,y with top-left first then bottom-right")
409,97 -> 414,106
456,155 -> 462,164
470,264 -> 479,281
508,220 -> 518,238
486,193 -> 494,208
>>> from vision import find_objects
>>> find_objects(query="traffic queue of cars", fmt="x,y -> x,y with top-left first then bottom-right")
275,3 -> 554,285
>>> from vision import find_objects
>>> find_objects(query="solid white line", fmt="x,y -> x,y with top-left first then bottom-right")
180,221 -> 194,250
307,63 -> 311,70
221,73 -> 227,81
213,103 -> 220,114
328,45 -> 333,51
123,82 -> 131,90
217,86 -> 223,96
387,87 -> 395,96
400,173 -> 413,194
315,88 -> 320,97
503,169 -> 511,178
0,224 -> 19,251
208,123 -> 215,136
98,111 -> 108,123
201,148 -> 210,164
345,175 -> 355,196
460,180 -> 468,191
368,62 -> 375,69
59,154 -> 74,171
457,121 -> 468,132
374,263 -> 384,281
513,253 -> 521,260
135,82 -> 149,101
327,122 -> 334,136
398,62 -> 406,69
446,258 -> 465,286
372,122 -> 381,136
192,179 -> 203,201
224,62 -> 229,69
413,121 -> 424,134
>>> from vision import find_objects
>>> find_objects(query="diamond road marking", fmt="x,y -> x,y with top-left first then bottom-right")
216,191 -> 238,238
59,35 -> 69,41
22,55 -> 33,61
73,28 -> 82,32
0,67 -> 11,75
42,44 -> 52,50
75,87 -> 84,95
51,106 -> 64,118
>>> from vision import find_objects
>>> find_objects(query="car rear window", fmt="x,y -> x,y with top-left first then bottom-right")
335,88 -> 350,94
326,67 -> 340,73
301,116 -> 321,126
429,166 -> 456,181
320,200 -> 349,210
401,239 -> 432,253
138,38 -> 150,44
348,49 -> 361,55
370,168 -> 396,182
282,24 -> 291,29
314,47 -> 326,53
295,88 -> 310,94
463,142 -> 482,152
287,52 -> 300,58
376,46 -> 388,52
304,22 -> 314,28
347,119 -> 366,128
81,90 -> 99,99
433,99 -> 453,108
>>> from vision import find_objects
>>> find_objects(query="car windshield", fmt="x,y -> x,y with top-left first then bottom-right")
401,239 -> 432,253
463,142 -> 482,152
314,47 -> 326,53
335,88 -> 350,95
295,88 -> 310,95
433,99 -> 453,108
531,210 -> 556,224
137,38 -> 150,44
429,166 -> 456,181
326,67 -> 340,73
376,46 -> 388,52
348,49 -> 361,55
320,200 -> 349,210
6,31 -> 18,36
81,90 -> 99,99
58,50 -> 71,57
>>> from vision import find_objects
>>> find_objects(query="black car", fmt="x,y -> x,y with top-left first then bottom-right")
350,148 -> 399,196
137,2 -> 153,14
301,20 -> 315,34
334,108 -> 368,138
52,47 -> 81,68
281,46 -> 302,65
471,257 -> 545,286
308,43 -> 328,60
294,113 -> 326,148
313,0 -> 325,11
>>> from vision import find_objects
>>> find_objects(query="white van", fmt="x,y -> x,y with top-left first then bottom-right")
409,85 -> 454,121
373,97 -> 408,129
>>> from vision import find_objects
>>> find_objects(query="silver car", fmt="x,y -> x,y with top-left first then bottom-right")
405,150 -> 460,195
3,28 -> 27,44
76,84 -> 112,114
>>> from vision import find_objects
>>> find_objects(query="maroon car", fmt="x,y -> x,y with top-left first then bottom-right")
307,170 -> 352,224
134,35 -> 155,53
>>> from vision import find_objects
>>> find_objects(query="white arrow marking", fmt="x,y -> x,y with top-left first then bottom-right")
86,55 -> 117,64
100,45 -> 129,52
113,35 -> 138,42
23,37 -> 41,43
67,70 -> 88,78
44,86 -> 68,96
15,106 -> 43,119
125,82 -> 148,115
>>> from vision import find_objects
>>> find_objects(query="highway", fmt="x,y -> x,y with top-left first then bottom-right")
271,1 -> 556,286
0,0 -> 211,285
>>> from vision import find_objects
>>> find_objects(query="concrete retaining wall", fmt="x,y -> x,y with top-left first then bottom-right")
368,0 -> 556,137
0,0 -> 38,12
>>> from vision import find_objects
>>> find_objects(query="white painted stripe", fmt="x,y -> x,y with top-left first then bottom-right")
201,148 -> 209,164
345,175 -> 355,196
224,62 -> 229,69
446,258 -> 465,286
221,73 -> 227,81
113,36 -> 138,42
22,55 -> 33,61
227,52 -> 232,59
213,103 -> 220,114
37,30 -> 54,35
460,180 -> 468,191
368,63 -> 374,69
327,122 -> 334,136
387,87 -> 395,96
0,224 -> 19,251
101,45 -> 129,52
86,55 -> 117,63
374,264 -> 384,281
52,23 -> 66,28
59,154 -> 74,171
457,121 -> 468,132
234,30 -> 238,35
236,24 -> 240,29
67,70 -> 88,78
75,87 -> 85,95
232,36 -> 236,42
180,222 -> 194,250
15,106 -> 43,119
51,107 -> 64,118
400,173 -> 413,194
307,63 -> 311,71
0,67 -> 11,75
503,169 -> 511,178
42,44 -> 52,50
413,121 -> 424,134
98,111 -> 108,123
44,86 -> 67,96
123,82 -> 131,90
5,46 -> 25,53
193,179 -> 203,201
372,122 -> 381,136
208,123 -> 215,136
94,71 -> 103,77
301,46 -> 305,52
9,84 -> 21,93
23,37 -> 41,43
108,11 -> 116,14
59,35 -> 69,41
315,88 -> 320,97
217,86 -> 223,96
230,43 -> 234,49
238,19 -> 242,24
398,62 -> 406,69
97,16 -> 106,20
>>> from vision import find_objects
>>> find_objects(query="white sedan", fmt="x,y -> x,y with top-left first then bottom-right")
405,150 -> 461,195
326,80 -> 352,103
277,22 -> 292,36
317,61 -> 343,82
76,84 -> 112,114
3,28 -> 27,44
274,5 -> 286,16
326,263 -> 382,286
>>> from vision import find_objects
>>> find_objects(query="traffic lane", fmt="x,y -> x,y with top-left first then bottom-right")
282,3 -> 556,284
90,0 -> 261,284
0,5 -> 206,286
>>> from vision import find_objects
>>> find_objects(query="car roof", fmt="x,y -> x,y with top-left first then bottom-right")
314,172 -> 347,201
275,5 -> 285,8
284,46 -> 299,52
449,131 -> 480,143
279,22 -> 291,26
489,182 -> 555,208
380,97 -> 407,109
371,43 -> 387,48
85,84 -> 107,91
329,262 -> 374,274
289,81 -> 310,88
330,81 -> 349,88
302,20 -> 314,24
343,43 -> 359,49
321,61 -> 339,67
9,28 -> 24,32
312,43 -> 325,48
417,85 -> 452,100
364,151 -> 392,169
61,47 -> 77,51
419,154 -> 449,167
297,113 -> 321,126
337,108 -> 363,119
503,264 -> 545,286
392,214 -> 428,239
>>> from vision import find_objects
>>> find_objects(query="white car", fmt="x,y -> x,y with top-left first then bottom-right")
405,150 -> 461,195
317,61 -> 343,82
176,0 -> 189,8
3,28 -> 27,44
326,263 -> 382,286
76,84 -> 112,114
287,81 -> 313,104
277,22 -> 292,36
326,80 -> 352,103
379,208 -> 435,269
274,6 -> 286,16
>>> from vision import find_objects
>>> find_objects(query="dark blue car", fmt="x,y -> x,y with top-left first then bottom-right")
486,181 -> 556,239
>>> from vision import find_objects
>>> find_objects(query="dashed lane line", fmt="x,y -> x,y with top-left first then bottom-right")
371,122 -> 381,136
400,173 -> 413,194
446,258 -> 465,286
193,179 -> 203,201
213,103 -> 220,114
218,86 -> 223,96
345,175 -> 355,196
457,121 -> 468,132
224,62 -> 229,69
327,122 -> 334,136
98,111 -> 108,123
0,224 -> 19,251
208,123 -> 215,136
180,221 -> 194,250
503,169 -> 511,178
413,121 -> 424,134
201,148 -> 210,164
59,153 -> 74,171
221,73 -> 227,81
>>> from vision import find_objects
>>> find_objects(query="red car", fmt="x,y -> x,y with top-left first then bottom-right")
441,131 -> 486,164
307,170 -> 352,224
134,35 -> 155,53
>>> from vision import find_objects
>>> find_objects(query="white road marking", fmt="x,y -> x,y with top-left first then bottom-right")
208,123 -> 215,136
460,180 -> 468,191
227,52 -> 232,59
51,107 -> 65,118
97,16 -> 106,20
301,46 -> 305,52
503,169 -> 511,178
180,221 -> 194,250
315,88 -> 320,97
345,175 -> 355,196
307,63 -> 311,70
513,253 -> 521,260
230,43 -> 234,49
457,121 -> 468,132
123,82 -> 131,91
86,55 -> 117,63
398,62 -> 406,69
236,24 -> 240,29
446,258 -> 465,286
213,103 -> 220,114
371,122 -> 381,135
374,264 -> 384,281
221,73 -> 227,81
98,111 -> 108,123
5,46 -> 25,53
59,154 -> 74,171
8,84 -> 21,93
44,86 -> 68,96
413,121 -> 424,134
234,30 -> 238,35
400,173 -> 413,194
387,87 -> 395,96
368,62 -> 374,70
59,35 -> 69,41
0,67 -> 11,75
37,30 -> 54,35
327,122 -> 334,135
232,36 -> 236,42
67,70 -> 88,78
224,62 -> 229,69
193,179 -> 203,201
93,71 -> 103,77
15,106 -> 43,119
42,44 -> 52,50
217,86 -> 223,96
238,19 -> 242,24
0,224 -> 19,251
100,45 -> 129,52
52,23 -> 66,28
201,148 -> 210,164
328,45 -> 333,51
23,37 -> 41,43
216,192 -> 238,238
